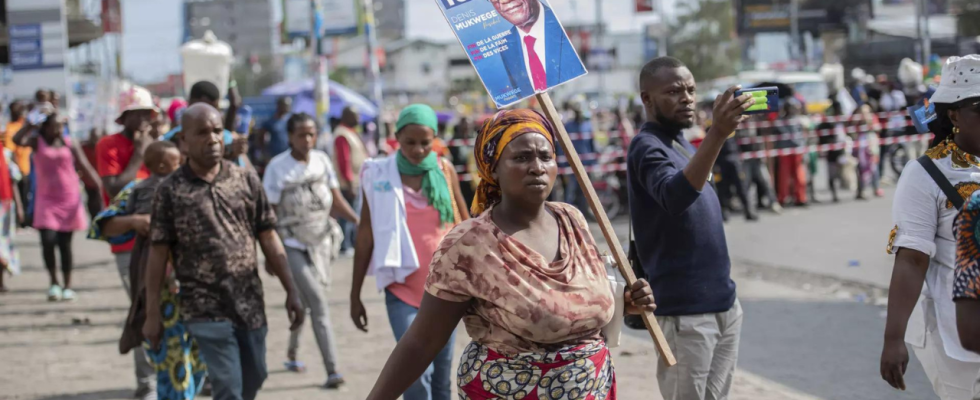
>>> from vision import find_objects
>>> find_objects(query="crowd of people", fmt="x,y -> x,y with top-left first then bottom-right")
3,52 -> 980,400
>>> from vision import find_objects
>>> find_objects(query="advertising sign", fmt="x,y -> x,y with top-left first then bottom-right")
735,0 -> 855,34
434,0 -> 588,108
4,0 -> 69,99
283,0 -> 312,38
320,0 -> 359,36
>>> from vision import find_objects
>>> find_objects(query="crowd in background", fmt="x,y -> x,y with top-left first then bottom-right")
0,57 -> 958,400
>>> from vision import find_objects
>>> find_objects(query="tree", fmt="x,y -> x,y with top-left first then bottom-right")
669,0 -> 741,80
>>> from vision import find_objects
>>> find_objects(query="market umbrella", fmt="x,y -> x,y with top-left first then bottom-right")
261,79 -> 378,122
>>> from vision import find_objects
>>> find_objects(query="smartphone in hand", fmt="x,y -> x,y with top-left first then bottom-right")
735,86 -> 780,115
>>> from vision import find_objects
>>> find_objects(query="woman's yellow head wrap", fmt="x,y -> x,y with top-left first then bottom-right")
470,109 -> 556,215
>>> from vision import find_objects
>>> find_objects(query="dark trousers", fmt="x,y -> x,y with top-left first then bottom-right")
716,159 -> 754,218
743,159 -> 777,209
39,230 -> 73,287
339,189 -> 360,251
186,321 -> 268,400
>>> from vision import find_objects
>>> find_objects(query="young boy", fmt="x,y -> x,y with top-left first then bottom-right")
89,140 -> 199,400
143,104 -> 304,400
261,113 -> 358,388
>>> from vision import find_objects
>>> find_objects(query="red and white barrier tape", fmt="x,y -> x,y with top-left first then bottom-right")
738,133 -> 933,160
733,122 -> 918,145
737,111 -> 908,130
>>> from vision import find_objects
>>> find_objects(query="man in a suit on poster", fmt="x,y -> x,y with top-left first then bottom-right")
490,0 -> 586,97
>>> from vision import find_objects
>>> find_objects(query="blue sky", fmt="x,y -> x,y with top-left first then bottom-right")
122,0 -> 674,83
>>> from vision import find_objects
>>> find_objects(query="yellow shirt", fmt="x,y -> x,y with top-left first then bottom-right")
3,121 -> 31,175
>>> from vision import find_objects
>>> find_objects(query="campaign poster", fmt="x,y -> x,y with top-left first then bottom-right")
435,0 -> 588,108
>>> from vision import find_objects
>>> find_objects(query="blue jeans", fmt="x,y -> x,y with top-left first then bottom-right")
385,290 -> 455,400
186,321 -> 268,400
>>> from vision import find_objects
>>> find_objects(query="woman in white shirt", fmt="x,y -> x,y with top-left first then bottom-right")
262,113 -> 359,388
882,55 -> 980,399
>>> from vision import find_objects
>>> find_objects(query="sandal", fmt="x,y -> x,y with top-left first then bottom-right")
284,360 -> 306,373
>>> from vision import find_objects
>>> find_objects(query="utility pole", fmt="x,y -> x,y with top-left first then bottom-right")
915,0 -> 923,64
363,0 -> 386,141
922,0 -> 932,65
790,0 -> 800,65
311,0 -> 330,131
658,0 -> 667,56
595,0 -> 604,98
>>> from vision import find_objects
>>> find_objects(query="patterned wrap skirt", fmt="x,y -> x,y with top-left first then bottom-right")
457,340 -> 616,400
144,288 -> 207,400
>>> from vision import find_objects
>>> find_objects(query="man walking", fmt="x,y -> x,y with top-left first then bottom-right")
262,113 -> 359,388
143,103 -> 304,400
332,107 -> 366,253
256,96 -> 292,162
95,86 -> 158,400
627,56 -> 752,400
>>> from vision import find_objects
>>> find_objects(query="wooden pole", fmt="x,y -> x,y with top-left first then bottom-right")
536,92 -> 676,367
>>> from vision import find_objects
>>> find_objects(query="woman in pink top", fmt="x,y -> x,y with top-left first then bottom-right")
350,104 -> 469,400
13,110 -> 99,301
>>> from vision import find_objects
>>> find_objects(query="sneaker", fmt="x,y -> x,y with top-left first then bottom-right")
769,203 -> 783,214
325,373 -> 345,389
61,288 -> 77,302
47,285 -> 62,302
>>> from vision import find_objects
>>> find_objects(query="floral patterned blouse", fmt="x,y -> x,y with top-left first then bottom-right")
425,202 -> 616,355
955,192 -> 980,301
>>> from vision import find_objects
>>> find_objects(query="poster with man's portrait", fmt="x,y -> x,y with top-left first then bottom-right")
435,0 -> 588,108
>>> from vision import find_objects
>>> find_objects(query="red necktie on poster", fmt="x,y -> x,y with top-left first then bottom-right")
524,35 -> 547,91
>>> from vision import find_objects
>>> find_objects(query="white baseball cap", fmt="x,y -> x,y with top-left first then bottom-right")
930,55 -> 980,104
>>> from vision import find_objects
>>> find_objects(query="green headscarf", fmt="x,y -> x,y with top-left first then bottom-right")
395,104 -> 453,225
395,104 -> 439,133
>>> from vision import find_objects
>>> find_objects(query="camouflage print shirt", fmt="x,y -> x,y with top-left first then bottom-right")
150,160 -> 277,330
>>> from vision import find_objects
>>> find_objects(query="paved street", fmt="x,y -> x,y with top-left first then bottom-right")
0,185 -> 939,400
596,182 -> 937,400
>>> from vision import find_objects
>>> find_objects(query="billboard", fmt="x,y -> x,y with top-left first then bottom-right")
4,0 -> 68,99
735,0 -> 858,34
284,0 -> 358,39
435,0 -> 588,108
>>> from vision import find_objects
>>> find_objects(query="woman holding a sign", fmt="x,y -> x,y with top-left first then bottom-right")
363,109 -> 657,400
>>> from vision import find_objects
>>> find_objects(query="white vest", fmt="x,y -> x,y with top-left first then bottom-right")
360,155 -> 420,291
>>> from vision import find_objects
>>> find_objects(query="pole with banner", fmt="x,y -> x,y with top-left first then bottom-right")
433,0 -> 675,367
363,0 -> 386,141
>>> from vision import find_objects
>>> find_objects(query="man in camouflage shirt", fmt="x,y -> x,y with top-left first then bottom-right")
143,103 -> 304,400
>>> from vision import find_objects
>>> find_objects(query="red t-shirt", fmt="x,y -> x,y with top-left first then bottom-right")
95,133 -> 150,253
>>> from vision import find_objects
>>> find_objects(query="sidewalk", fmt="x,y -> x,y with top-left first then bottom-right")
0,231 -> 822,400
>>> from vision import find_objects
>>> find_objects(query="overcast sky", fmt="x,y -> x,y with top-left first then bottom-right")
121,0 -> 676,83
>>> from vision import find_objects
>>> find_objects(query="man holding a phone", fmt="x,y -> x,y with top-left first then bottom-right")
627,56 -> 753,400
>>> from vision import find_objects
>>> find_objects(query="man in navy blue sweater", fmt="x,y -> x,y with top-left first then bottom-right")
627,56 -> 754,400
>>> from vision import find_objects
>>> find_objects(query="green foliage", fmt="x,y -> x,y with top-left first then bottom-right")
669,0 -> 741,80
